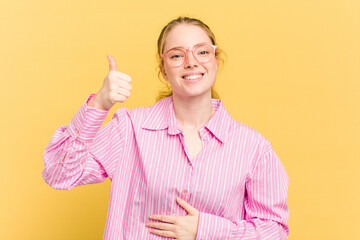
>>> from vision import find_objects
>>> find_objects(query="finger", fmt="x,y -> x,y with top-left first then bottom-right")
149,214 -> 176,224
145,221 -> 175,231
112,71 -> 132,83
149,229 -> 176,239
116,88 -> 131,98
111,93 -> 127,103
176,197 -> 198,215
107,55 -> 117,72
111,80 -> 132,91
117,81 -> 132,92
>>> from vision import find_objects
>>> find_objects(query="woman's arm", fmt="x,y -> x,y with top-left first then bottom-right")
196,148 -> 289,239
42,55 -> 132,190
42,94 -> 127,190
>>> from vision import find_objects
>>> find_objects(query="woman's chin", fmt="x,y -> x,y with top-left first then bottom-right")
174,88 -> 212,99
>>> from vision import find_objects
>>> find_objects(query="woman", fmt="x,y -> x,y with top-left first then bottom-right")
43,17 -> 289,239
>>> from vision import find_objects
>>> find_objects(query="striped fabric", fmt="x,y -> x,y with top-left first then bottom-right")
42,94 -> 289,240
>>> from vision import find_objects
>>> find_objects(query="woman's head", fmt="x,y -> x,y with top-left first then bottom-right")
156,17 -> 223,101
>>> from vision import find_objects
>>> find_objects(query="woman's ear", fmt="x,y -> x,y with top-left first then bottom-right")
159,64 -> 168,81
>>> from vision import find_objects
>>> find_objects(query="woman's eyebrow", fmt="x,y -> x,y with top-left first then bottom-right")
167,45 -> 185,51
166,42 -> 208,51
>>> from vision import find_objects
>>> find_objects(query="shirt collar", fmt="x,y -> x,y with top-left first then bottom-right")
141,96 -> 234,143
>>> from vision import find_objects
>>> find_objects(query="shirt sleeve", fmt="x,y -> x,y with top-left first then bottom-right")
42,94 -> 127,190
196,147 -> 289,240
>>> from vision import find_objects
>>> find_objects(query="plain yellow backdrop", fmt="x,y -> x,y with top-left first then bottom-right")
1,0 -> 359,239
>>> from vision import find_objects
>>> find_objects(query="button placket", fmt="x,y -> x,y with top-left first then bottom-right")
186,161 -> 194,202
180,157 -> 194,203
201,129 -> 210,147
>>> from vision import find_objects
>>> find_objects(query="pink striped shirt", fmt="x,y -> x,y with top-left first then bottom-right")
43,94 -> 289,239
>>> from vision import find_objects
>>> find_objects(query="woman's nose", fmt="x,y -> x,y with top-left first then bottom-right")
184,51 -> 199,68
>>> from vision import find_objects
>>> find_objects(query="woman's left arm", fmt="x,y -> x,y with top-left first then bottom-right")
196,149 -> 289,239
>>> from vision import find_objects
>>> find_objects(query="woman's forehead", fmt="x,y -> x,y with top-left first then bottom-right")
163,24 -> 212,51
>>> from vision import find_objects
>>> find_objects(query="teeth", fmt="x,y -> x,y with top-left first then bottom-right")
184,74 -> 202,80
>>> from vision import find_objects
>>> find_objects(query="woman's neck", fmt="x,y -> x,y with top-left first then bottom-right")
172,93 -> 215,131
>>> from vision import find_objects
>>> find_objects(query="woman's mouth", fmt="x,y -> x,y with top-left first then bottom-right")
182,73 -> 204,82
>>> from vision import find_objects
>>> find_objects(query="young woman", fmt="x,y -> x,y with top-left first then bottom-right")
43,17 -> 289,239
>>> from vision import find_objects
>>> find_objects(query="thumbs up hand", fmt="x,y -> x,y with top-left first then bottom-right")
88,55 -> 132,110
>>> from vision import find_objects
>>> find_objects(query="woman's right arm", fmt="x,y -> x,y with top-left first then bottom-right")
42,55 -> 132,190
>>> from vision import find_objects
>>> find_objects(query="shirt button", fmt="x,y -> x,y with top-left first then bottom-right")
188,162 -> 192,165
75,129 -> 79,134
183,190 -> 188,194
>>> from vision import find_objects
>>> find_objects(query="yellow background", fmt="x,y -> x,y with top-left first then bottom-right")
1,0 -> 359,239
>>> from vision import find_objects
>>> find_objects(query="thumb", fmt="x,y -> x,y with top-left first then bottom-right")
107,54 -> 117,72
176,197 -> 198,215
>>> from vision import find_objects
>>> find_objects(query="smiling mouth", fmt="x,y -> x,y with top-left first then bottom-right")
182,73 -> 204,80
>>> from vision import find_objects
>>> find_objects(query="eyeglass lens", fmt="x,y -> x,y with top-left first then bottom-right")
165,44 -> 215,67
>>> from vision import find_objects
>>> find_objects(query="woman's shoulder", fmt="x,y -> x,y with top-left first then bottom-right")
230,119 -> 272,151
111,96 -> 172,125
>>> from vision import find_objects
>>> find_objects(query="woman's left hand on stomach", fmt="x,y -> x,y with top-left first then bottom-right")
146,197 -> 200,240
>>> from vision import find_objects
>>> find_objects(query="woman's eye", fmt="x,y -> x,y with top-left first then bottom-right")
198,50 -> 209,55
168,50 -> 184,59
170,54 -> 182,59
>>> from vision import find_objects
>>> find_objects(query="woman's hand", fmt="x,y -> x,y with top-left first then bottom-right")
88,55 -> 132,111
146,197 -> 200,240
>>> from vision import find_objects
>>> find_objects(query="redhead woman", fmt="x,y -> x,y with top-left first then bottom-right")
43,17 -> 289,239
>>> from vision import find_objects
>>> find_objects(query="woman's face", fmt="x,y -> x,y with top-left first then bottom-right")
161,24 -> 218,99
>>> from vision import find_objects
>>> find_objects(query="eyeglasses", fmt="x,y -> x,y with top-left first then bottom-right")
161,43 -> 217,68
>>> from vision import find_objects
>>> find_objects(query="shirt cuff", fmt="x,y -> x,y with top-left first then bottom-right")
196,212 -> 231,240
68,94 -> 109,142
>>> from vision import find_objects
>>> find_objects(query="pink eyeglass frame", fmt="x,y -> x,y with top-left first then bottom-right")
161,43 -> 217,68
